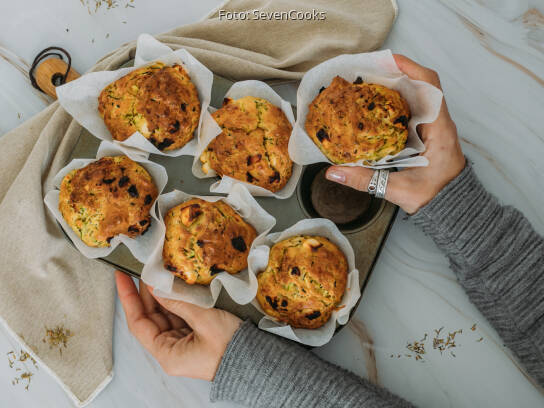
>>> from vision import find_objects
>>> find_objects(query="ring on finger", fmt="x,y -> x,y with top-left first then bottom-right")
375,169 -> 389,199
367,170 -> 380,195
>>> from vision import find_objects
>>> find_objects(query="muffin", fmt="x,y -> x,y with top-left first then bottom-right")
163,198 -> 257,285
200,96 -> 293,192
256,235 -> 348,329
98,62 -> 201,151
59,156 -> 158,247
305,76 -> 411,164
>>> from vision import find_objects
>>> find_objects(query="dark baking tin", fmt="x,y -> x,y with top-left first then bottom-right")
61,73 -> 398,336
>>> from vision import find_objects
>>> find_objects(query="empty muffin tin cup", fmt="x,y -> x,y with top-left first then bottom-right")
297,163 -> 385,234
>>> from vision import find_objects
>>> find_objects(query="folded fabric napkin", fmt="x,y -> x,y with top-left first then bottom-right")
0,0 -> 396,405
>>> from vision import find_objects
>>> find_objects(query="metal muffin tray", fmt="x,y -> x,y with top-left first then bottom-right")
63,74 -> 398,330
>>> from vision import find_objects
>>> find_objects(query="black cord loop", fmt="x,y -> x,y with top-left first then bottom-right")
29,46 -> 72,93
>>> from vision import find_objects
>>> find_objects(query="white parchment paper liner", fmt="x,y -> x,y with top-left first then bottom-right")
289,50 -> 444,168
44,141 -> 168,262
249,218 -> 361,347
192,80 -> 303,199
56,33 -> 213,157
142,184 -> 276,308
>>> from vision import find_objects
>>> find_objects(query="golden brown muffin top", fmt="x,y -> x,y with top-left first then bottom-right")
200,96 -> 293,192
305,76 -> 411,164
163,198 -> 257,285
59,156 -> 158,247
256,235 -> 348,329
98,62 -> 201,151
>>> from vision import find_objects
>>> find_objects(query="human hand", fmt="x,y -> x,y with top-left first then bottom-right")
325,54 -> 466,214
115,271 -> 242,381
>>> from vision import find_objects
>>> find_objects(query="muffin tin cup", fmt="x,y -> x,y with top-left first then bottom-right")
44,141 -> 168,262
56,33 -> 214,157
248,218 -> 361,347
191,80 -> 303,199
289,49 -> 444,169
141,184 -> 276,308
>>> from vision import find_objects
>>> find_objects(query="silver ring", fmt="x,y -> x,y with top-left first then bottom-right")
375,170 -> 389,199
367,170 -> 380,195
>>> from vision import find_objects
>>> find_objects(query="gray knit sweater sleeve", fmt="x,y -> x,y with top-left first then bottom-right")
210,320 -> 413,407
411,161 -> 544,386
211,162 -> 544,406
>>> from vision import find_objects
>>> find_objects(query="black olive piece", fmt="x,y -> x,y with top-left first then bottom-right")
102,177 -> 116,184
165,264 -> 177,272
210,265 -> 222,275
223,98 -> 231,106
319,86 -> 325,94
265,296 -> 279,310
180,103 -> 187,112
144,194 -> 153,205
316,128 -> 329,142
306,311 -> 321,320
187,204 -> 203,222
358,122 -> 364,130
290,267 -> 300,276
196,240 -> 204,247
368,102 -> 376,110
156,138 -> 174,150
118,175 -> 130,187
139,219 -> 148,226
353,76 -> 363,84
141,222 -> 151,236
231,236 -> 247,252
281,300 -> 288,307
394,115 -> 408,127
268,171 -> 281,184
106,236 -> 114,244
246,172 -> 255,183
128,185 -> 139,198
168,121 -> 180,134
128,225 -> 139,233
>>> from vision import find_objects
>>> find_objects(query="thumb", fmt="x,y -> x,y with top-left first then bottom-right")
325,166 -> 374,192
149,287 -> 208,329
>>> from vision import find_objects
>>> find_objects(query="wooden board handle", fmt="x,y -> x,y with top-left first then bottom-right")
34,58 -> 80,99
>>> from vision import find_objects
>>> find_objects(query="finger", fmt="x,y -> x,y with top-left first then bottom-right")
150,291 -> 209,329
164,311 -> 187,330
139,281 -> 172,332
393,54 -> 441,89
115,271 -> 160,351
145,286 -> 187,330
325,166 -> 374,192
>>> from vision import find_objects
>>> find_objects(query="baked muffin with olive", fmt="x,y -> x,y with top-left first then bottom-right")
200,96 -> 293,192
98,62 -> 201,151
305,75 -> 411,164
58,156 -> 158,247
256,235 -> 348,329
163,198 -> 257,285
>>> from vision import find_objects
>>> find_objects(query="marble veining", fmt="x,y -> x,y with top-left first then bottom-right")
1,0 -> 543,407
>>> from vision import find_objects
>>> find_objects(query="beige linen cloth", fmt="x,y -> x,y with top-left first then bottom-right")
0,0 -> 396,405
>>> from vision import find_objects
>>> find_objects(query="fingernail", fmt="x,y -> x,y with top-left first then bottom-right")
326,169 -> 346,183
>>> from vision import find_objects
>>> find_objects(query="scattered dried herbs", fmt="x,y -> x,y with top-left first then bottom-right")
390,324 -> 484,362
79,0 -> 135,14
42,325 -> 73,355
8,350 -> 38,390
405,333 -> 427,362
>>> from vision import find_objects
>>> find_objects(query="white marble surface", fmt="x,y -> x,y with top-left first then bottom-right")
1,0 -> 543,407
